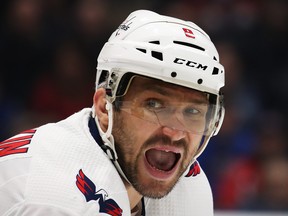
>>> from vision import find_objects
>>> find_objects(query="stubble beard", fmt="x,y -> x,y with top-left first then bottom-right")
112,114 -> 191,199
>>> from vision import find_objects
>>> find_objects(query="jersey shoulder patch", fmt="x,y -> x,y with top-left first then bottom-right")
0,129 -> 37,158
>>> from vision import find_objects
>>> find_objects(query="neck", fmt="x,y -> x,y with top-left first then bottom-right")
124,180 -> 143,211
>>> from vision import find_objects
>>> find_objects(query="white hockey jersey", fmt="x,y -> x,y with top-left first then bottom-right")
0,108 -> 213,215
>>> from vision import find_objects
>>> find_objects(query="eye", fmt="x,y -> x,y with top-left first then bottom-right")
184,107 -> 200,116
145,99 -> 164,110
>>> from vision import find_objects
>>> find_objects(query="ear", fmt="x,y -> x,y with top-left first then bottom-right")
93,88 -> 108,131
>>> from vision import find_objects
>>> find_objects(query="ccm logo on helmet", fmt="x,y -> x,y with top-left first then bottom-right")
174,57 -> 208,71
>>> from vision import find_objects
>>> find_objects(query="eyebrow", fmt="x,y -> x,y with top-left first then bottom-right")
140,82 -> 209,104
142,84 -> 169,95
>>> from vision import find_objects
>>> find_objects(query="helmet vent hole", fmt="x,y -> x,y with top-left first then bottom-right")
173,41 -> 205,51
213,56 -> 218,61
171,72 -> 177,78
98,70 -> 109,85
197,79 -> 203,84
136,48 -> 147,53
151,51 -> 163,61
149,41 -> 160,45
212,67 -> 219,75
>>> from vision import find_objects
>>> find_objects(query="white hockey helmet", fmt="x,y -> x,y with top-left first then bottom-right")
95,10 -> 225,162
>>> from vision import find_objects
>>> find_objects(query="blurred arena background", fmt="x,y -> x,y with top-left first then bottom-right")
1,0 -> 288,215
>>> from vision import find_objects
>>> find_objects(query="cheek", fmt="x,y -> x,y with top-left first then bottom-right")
122,112 -> 157,140
127,119 -> 157,153
113,113 -> 154,158
187,134 -> 203,157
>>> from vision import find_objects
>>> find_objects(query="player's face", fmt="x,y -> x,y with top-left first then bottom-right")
112,76 -> 208,198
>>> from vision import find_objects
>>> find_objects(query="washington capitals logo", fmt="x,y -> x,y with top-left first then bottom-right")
185,161 -> 200,177
76,169 -> 123,216
115,16 -> 136,36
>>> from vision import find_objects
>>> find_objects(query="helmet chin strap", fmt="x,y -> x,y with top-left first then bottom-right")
92,101 -> 131,184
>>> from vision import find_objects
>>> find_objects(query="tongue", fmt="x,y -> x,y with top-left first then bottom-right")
145,149 -> 177,171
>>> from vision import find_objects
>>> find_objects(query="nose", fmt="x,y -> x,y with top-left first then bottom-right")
162,126 -> 186,142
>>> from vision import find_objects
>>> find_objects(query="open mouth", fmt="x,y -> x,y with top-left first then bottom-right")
145,148 -> 181,172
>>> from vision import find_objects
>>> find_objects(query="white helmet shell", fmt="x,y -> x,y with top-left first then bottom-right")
96,10 -> 224,98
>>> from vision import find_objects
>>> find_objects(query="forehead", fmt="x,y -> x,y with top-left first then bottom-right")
123,76 -> 208,102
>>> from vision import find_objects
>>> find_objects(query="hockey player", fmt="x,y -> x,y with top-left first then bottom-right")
0,10 -> 225,215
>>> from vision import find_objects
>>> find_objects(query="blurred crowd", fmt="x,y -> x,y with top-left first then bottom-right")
1,0 -> 288,212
